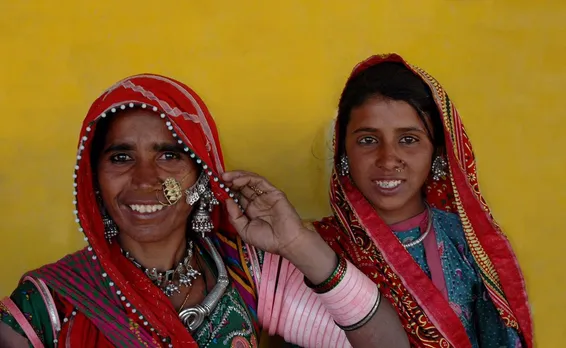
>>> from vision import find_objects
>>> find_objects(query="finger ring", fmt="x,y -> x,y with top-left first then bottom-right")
249,185 -> 265,196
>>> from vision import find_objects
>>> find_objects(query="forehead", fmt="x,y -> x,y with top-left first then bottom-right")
103,109 -> 172,142
348,98 -> 425,129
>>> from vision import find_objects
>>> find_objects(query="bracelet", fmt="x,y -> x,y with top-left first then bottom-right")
336,287 -> 382,331
316,259 -> 382,328
304,255 -> 347,294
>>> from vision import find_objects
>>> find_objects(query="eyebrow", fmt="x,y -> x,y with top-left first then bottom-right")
153,143 -> 184,152
103,143 -> 133,153
352,126 -> 427,134
103,142 -> 184,153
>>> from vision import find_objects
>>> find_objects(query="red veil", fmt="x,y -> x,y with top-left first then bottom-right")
30,74 -> 258,347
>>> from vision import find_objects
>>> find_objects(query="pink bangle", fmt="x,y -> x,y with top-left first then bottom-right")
316,260 -> 381,328
338,290 -> 381,331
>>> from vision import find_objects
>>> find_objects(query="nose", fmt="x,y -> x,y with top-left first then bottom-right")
375,143 -> 401,171
131,161 -> 161,191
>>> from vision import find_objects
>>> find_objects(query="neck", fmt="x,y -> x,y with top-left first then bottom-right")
119,231 -> 188,271
376,196 -> 426,225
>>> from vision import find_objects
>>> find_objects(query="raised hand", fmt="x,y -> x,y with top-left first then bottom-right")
221,171 -> 308,257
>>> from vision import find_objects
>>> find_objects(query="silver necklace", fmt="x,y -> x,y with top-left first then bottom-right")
400,205 -> 432,248
123,241 -> 201,297
178,237 -> 229,332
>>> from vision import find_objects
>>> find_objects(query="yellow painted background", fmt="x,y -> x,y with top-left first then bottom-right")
0,1 -> 564,346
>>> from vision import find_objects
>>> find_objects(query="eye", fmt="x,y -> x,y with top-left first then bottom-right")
358,136 -> 378,145
159,152 -> 182,161
400,136 -> 419,144
110,153 -> 132,163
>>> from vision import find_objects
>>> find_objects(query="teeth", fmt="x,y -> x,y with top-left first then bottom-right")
374,180 -> 402,189
129,204 -> 164,213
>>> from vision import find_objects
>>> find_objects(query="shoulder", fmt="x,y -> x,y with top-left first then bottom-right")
28,248 -> 89,277
1,280 -> 55,345
0,249 -> 89,344
432,208 -> 461,224
6,281 -> 49,313
7,280 -> 45,305
432,208 -> 466,240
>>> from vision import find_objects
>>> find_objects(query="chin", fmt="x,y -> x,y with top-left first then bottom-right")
369,196 -> 410,214
118,225 -> 172,243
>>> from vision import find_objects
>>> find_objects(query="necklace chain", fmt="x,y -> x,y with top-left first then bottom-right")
122,238 -> 229,332
123,240 -> 201,297
401,205 -> 432,248
177,290 -> 192,314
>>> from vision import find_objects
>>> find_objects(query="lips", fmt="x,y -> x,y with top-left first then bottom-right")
373,179 -> 402,189
121,201 -> 169,220
371,179 -> 405,196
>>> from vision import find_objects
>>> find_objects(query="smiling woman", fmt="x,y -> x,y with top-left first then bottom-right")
310,54 -> 534,347
345,98 -> 436,224
93,110 -> 200,245
0,75 -> 266,347
338,61 -> 444,225
0,73 -> 409,348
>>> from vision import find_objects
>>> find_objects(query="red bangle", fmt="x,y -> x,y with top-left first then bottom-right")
304,256 -> 347,294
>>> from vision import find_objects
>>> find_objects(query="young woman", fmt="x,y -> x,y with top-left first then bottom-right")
307,54 -> 533,347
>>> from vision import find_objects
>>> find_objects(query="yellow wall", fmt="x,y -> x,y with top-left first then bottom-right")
0,1 -> 564,346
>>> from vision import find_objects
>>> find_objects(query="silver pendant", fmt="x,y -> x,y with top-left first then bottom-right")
164,282 -> 180,297
123,241 -> 199,297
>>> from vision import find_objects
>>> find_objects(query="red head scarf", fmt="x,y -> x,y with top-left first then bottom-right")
315,54 -> 533,347
32,74 -> 259,347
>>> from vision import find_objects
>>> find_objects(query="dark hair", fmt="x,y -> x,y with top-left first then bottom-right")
90,116 -> 113,175
337,62 -> 444,155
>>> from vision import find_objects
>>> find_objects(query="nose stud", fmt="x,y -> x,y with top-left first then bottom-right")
394,160 -> 406,173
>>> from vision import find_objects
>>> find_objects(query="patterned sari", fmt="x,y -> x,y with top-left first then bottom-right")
314,54 -> 533,348
1,74 -> 262,347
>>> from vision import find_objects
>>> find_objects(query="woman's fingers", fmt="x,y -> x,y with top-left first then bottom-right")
222,170 -> 255,182
236,194 -> 252,212
225,198 -> 249,233
222,171 -> 277,192
222,170 -> 283,220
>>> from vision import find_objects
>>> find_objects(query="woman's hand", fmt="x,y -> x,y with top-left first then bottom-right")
223,171 -> 410,348
222,171 -> 308,259
222,170 -> 339,284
